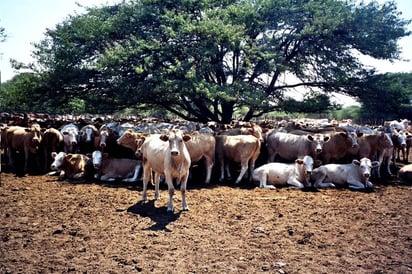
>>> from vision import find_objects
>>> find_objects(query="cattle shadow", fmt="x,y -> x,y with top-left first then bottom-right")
127,200 -> 182,232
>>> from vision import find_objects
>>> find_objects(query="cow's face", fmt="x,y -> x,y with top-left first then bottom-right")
98,130 -> 109,149
394,131 -> 407,148
307,134 -> 330,154
160,130 -> 191,157
347,132 -> 359,148
62,127 -> 78,146
51,152 -> 66,170
92,150 -> 103,169
353,158 -> 379,185
295,155 -> 314,185
80,126 -> 95,143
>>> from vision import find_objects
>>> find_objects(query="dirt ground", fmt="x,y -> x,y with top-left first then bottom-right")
0,169 -> 411,274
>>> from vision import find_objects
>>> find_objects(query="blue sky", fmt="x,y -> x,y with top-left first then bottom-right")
0,0 -> 411,84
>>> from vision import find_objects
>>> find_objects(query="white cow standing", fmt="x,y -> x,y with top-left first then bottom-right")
140,129 -> 192,212
252,155 -> 315,189
312,157 -> 379,190
60,123 -> 79,153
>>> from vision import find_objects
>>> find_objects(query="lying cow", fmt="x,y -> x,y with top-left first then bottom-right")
398,164 -> 412,183
252,155 -> 315,189
140,130 -> 192,212
312,157 -> 379,190
50,151 -> 92,180
91,150 -> 141,182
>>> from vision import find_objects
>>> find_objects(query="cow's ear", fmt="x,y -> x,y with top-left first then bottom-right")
306,135 -> 314,141
62,131 -> 69,135
339,132 -> 348,137
295,159 -> 304,165
371,161 -> 380,168
356,132 -> 363,137
51,152 -> 57,158
352,159 -> 361,166
183,135 -> 191,142
159,134 -> 169,142
323,135 -> 330,142
25,128 -> 31,132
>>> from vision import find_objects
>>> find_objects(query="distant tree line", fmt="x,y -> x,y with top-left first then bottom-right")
0,0 -> 411,122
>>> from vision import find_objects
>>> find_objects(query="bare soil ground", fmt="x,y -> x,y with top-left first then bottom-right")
0,170 -> 411,274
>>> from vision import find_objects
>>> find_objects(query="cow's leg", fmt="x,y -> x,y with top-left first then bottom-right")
259,173 -> 276,189
225,162 -> 232,181
313,170 -> 335,188
141,165 -> 151,201
180,174 -> 190,211
154,172 -> 161,200
101,174 -> 116,181
23,148 -> 30,173
287,178 -> 305,189
347,180 -> 366,190
204,156 -> 213,184
123,164 -> 141,183
164,171 -> 175,212
73,172 -> 85,180
234,161 -> 248,184
218,157 -> 225,183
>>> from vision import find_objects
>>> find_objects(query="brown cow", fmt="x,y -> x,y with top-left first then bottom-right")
215,134 -> 261,184
218,123 -> 264,142
42,128 -> 64,173
347,132 -> 393,178
50,152 -> 92,180
319,131 -> 360,164
6,124 -> 43,174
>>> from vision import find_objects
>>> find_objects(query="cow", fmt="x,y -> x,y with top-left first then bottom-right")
42,128 -> 64,173
184,132 -> 216,184
139,130 -> 192,212
215,134 -> 261,184
78,124 -> 98,154
398,164 -> 412,183
252,155 -> 315,189
6,124 -> 43,174
312,157 -> 379,190
218,123 -> 264,142
348,132 -> 394,178
95,123 -> 134,158
388,119 -> 410,132
319,131 -> 360,164
391,130 -> 410,163
266,131 -> 330,163
50,151 -> 92,180
60,123 -> 79,153
117,129 -> 147,153
91,150 -> 141,182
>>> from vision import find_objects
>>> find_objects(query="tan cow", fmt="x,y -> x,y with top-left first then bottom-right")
116,129 -> 147,153
218,123 -> 264,142
140,130 -> 192,212
6,124 -> 43,174
215,134 -> 261,184
91,150 -> 141,182
50,151 -> 92,180
185,132 -> 216,184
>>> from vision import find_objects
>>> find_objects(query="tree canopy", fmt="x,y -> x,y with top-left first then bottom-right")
6,0 -> 412,122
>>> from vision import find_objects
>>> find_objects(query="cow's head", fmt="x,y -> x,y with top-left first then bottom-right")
50,151 -> 66,171
307,134 -> 330,154
341,131 -> 360,148
80,125 -> 96,143
62,127 -> 78,146
295,155 -> 314,186
160,130 -> 191,157
353,157 -> 379,186
91,150 -> 108,169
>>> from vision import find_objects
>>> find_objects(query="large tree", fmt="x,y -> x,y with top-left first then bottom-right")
27,0 -> 410,122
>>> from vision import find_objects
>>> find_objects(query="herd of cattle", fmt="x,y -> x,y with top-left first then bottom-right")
1,114 -> 412,211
